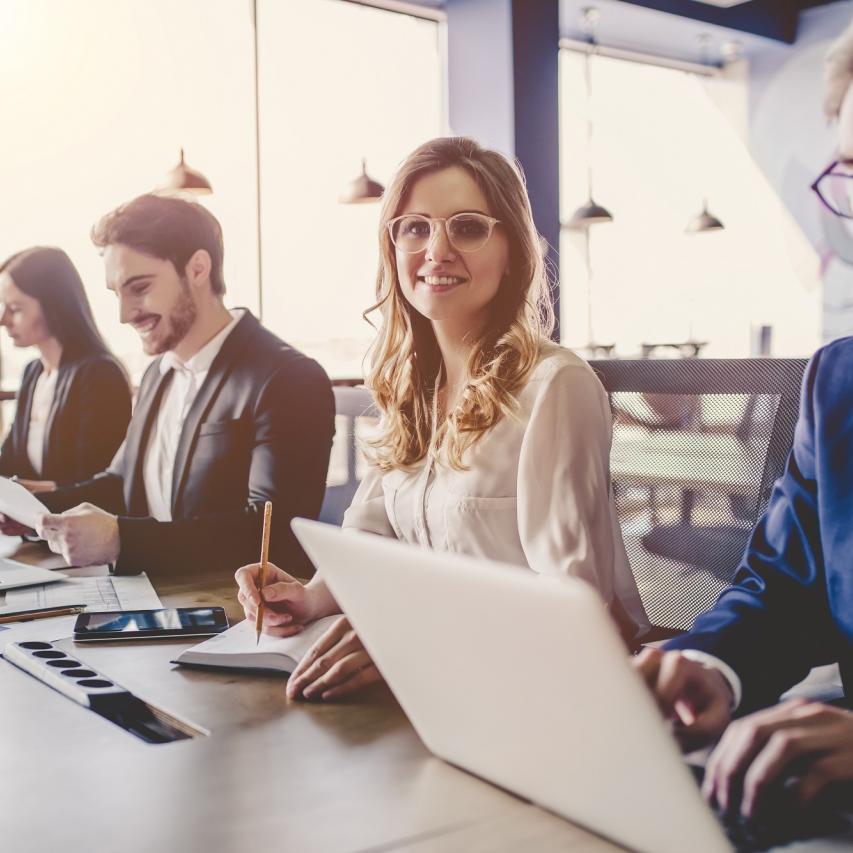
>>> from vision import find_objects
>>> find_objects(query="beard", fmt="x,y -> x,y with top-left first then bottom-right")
152,277 -> 198,354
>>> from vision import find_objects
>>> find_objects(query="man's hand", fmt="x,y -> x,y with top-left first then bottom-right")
286,615 -> 382,701
703,699 -> 853,818
634,648 -> 734,750
38,503 -> 120,566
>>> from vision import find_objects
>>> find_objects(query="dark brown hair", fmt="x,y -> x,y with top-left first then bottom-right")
0,247 -> 112,363
91,194 -> 226,295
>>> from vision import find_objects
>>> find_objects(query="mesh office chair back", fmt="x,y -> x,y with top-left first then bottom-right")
319,385 -> 379,526
589,358 -> 807,637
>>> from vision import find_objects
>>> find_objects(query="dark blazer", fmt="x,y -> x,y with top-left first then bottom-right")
0,354 -> 131,486
42,311 -> 335,580
667,337 -> 853,710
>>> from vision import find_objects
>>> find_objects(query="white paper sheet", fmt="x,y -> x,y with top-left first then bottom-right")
0,615 -> 78,650
175,615 -> 339,671
0,574 -> 163,655
0,477 -> 49,529
0,559 -> 67,592
0,572 -> 162,615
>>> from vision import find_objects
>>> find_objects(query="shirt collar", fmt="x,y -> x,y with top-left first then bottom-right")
159,308 -> 245,376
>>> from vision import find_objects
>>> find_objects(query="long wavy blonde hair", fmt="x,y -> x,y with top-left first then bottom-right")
364,137 -> 555,472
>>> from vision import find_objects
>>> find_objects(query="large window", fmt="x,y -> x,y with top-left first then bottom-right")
0,0 -> 443,395
0,0 -> 258,388
559,50 -> 821,358
257,0 -> 442,377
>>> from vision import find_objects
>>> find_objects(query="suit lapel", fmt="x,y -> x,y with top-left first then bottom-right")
169,312 -> 255,515
124,364 -> 173,514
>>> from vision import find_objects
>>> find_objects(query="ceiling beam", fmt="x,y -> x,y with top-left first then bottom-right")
618,0 -> 800,43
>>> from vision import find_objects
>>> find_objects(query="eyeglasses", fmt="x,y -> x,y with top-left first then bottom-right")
811,159 -> 853,218
387,212 -> 501,254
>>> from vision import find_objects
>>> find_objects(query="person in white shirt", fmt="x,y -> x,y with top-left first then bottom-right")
236,136 -> 648,700
34,194 -> 334,580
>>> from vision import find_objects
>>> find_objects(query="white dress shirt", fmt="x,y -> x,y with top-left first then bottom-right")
680,650 -> 743,709
343,343 -> 650,636
142,309 -> 243,521
26,366 -> 59,476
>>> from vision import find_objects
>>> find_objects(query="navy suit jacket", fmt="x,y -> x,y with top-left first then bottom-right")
666,337 -> 853,711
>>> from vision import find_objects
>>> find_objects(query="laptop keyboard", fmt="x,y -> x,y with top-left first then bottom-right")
688,765 -> 852,852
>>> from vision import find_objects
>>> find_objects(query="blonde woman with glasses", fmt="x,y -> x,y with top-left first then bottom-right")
237,137 -> 648,700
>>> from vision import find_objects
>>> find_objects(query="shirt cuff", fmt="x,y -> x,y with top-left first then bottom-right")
680,649 -> 742,711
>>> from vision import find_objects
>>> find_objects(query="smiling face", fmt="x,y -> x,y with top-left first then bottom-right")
104,244 -> 198,356
394,166 -> 509,336
0,272 -> 54,348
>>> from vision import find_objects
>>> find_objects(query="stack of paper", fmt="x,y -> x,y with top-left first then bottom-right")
0,560 -> 65,591
0,573 -> 163,653
0,477 -> 49,529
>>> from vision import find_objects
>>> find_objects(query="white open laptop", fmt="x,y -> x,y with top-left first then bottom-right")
292,518 -> 732,853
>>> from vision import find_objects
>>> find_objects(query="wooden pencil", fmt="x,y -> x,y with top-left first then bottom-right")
255,501 -> 273,645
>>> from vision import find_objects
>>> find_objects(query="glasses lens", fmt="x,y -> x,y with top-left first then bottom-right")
447,214 -> 493,252
819,168 -> 853,217
391,215 -> 431,252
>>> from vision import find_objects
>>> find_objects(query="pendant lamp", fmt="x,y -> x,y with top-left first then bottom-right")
163,148 -> 212,195
339,159 -> 384,204
685,199 -> 724,233
685,36 -> 725,234
568,8 -> 613,229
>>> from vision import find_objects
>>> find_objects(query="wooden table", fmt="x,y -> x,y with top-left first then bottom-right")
2,548 -> 850,853
0,550 -> 618,853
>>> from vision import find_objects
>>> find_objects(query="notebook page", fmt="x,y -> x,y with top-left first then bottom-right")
185,615 -> 341,663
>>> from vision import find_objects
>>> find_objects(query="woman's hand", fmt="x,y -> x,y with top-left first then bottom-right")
235,561 -> 324,638
286,616 -> 383,701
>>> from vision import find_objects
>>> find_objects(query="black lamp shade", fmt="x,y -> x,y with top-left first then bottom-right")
566,199 -> 614,229
686,203 -> 724,233
164,149 -> 212,194
339,159 -> 384,204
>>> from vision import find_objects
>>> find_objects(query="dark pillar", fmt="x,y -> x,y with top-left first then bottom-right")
446,0 -> 561,339
511,0 -> 560,339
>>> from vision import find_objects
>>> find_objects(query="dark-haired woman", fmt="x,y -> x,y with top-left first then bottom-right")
0,247 -> 131,492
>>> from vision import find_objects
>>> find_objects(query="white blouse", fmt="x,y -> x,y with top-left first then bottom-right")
342,343 -> 649,637
26,367 -> 59,476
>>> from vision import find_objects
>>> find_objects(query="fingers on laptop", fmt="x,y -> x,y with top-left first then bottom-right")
287,616 -> 381,701
634,649 -> 730,746
704,699 -> 852,817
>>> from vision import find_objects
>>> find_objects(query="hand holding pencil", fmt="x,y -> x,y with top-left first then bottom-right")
234,506 -> 323,640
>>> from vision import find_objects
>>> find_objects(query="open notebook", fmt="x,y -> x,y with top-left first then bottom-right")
173,615 -> 340,673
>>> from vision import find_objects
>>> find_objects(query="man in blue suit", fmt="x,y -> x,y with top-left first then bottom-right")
637,24 -> 853,819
